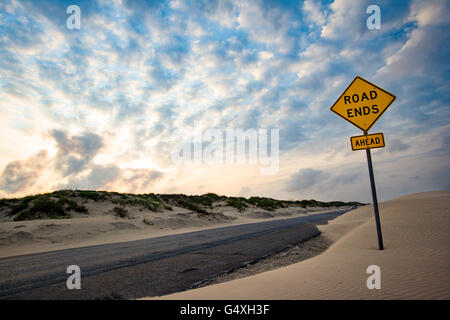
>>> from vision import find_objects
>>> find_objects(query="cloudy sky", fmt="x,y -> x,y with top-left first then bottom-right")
0,0 -> 449,202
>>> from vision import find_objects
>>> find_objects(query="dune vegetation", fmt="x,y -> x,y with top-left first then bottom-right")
0,190 -> 365,222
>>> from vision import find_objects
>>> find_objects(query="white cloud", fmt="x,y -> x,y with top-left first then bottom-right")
377,0 -> 450,78
302,0 -> 326,26
237,1 -> 296,53
320,0 -> 366,40
410,0 -> 450,27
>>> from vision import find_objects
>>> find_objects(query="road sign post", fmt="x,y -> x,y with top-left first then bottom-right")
364,131 -> 384,250
330,76 -> 396,251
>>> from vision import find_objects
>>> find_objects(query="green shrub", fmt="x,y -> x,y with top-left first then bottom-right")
203,193 -> 222,201
136,199 -> 160,211
176,198 -> 208,214
113,206 -> 129,218
246,197 -> 285,211
13,211 -> 34,221
189,196 -> 212,207
111,199 -> 128,207
77,190 -> 107,201
50,190 -> 73,198
157,194 -> 207,214
110,195 -> 162,212
9,201 -> 29,216
138,193 -> 161,203
190,193 -> 222,207
60,198 -> 88,213
31,198 -> 68,218
226,197 -> 248,212
0,198 -> 17,207
14,198 -> 69,221
325,201 -> 346,207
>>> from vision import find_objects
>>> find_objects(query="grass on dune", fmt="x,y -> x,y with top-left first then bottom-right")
113,206 -> 129,218
0,190 -> 365,221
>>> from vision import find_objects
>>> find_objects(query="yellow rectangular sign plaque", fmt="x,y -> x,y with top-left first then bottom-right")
330,76 -> 396,132
351,133 -> 385,151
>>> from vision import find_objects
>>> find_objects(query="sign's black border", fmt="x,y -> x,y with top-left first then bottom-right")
350,132 -> 385,151
330,76 -> 397,132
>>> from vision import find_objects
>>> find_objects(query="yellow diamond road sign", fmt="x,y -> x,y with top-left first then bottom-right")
330,76 -> 396,132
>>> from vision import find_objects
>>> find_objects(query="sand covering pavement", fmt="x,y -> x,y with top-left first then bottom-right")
153,191 -> 450,299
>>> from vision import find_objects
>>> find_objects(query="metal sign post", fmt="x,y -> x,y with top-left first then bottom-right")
330,76 -> 396,251
364,131 -> 384,250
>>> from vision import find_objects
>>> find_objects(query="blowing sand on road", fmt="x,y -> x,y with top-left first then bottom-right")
150,191 -> 450,300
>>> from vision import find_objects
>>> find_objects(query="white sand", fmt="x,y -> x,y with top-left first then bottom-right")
152,190 -> 450,300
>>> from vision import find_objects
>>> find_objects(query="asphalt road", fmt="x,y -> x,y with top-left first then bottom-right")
0,209 -> 349,299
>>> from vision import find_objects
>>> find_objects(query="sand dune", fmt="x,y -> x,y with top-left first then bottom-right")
154,190 -> 450,300
0,193 -> 347,258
